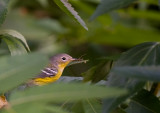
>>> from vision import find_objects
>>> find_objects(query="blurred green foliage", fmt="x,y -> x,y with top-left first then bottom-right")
0,0 -> 160,113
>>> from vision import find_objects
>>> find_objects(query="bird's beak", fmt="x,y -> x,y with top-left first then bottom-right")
71,58 -> 80,61
68,58 -> 88,66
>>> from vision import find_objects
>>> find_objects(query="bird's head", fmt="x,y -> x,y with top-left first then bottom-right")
50,53 -> 78,69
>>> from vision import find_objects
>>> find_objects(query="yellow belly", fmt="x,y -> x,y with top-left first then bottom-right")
33,71 -> 62,85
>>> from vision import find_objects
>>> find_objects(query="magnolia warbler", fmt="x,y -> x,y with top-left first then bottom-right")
27,53 -> 86,86
0,53 -> 86,109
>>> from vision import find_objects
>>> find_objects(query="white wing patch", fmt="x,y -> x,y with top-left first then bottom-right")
41,68 -> 57,76
41,70 -> 52,75
46,68 -> 57,74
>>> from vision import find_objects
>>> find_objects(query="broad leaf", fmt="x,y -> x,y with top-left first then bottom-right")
82,61 -> 112,83
0,53 -> 48,93
2,37 -> 28,56
0,29 -> 30,55
86,24 -> 160,47
72,101 -> 85,113
9,83 -> 127,106
83,99 -> 102,113
2,103 -> 50,113
90,0 -> 137,20
126,89 -> 160,113
112,66 -> 160,82
72,99 -> 102,113
126,102 -> 152,113
54,0 -> 88,30
103,42 -> 160,113
46,106 -> 70,113
0,0 -> 10,27
2,104 -> 70,113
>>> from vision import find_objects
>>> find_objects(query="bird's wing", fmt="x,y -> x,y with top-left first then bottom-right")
35,67 -> 58,78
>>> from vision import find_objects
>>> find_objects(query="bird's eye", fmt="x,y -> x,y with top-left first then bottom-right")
62,57 -> 66,61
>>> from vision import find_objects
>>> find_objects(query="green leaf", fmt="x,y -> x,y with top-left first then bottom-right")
2,103 -> 70,113
126,102 -> 152,113
0,0 -> 10,27
2,103 -> 46,113
9,83 -> 127,106
103,42 -> 160,113
37,18 -> 67,33
0,29 -> 30,55
126,89 -> 160,113
0,53 -> 48,93
2,12 -> 65,39
54,0 -> 88,30
2,103 -> 49,113
112,66 -> 160,82
72,101 -> 85,113
72,99 -> 103,113
82,61 -> 112,83
46,106 -> 70,113
88,24 -> 160,47
2,37 -> 28,56
90,0 -> 137,20
127,9 -> 160,21
83,98 -> 102,113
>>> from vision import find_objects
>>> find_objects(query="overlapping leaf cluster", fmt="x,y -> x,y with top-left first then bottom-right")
0,0 -> 160,113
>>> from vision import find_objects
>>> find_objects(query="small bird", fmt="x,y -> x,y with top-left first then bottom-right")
0,53 -> 86,109
27,53 -> 86,86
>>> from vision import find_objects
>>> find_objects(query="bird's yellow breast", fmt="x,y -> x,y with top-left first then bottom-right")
33,70 -> 62,86
33,61 -> 70,86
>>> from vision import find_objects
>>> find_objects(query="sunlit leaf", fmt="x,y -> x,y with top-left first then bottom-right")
0,30 -> 30,55
0,53 -> 48,93
0,30 -> 30,51
90,0 -> 137,20
54,0 -> 88,30
2,37 -> 28,56
103,42 -> 160,113
9,83 -> 127,106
